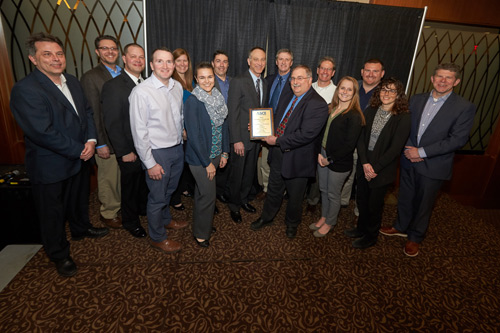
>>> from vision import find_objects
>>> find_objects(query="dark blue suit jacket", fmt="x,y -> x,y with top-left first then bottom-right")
184,95 -> 230,167
266,73 -> 293,114
10,69 -> 96,184
273,87 -> 329,179
401,92 -> 476,180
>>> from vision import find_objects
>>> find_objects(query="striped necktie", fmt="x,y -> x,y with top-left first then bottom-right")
276,96 -> 298,138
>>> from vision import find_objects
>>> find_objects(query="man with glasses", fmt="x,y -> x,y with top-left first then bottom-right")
81,35 -> 123,229
250,65 -> 328,238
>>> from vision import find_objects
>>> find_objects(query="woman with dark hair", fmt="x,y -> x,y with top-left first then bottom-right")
184,62 -> 229,248
345,77 -> 411,249
310,76 -> 365,237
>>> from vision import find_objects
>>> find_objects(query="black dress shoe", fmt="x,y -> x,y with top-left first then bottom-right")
55,257 -> 77,277
172,203 -> 185,211
286,227 -> 297,238
230,211 -> 242,223
127,226 -> 147,238
217,194 -> 229,203
344,228 -> 364,238
352,235 -> 377,249
194,236 -> 210,248
250,217 -> 273,231
214,205 -> 219,215
241,203 -> 256,213
72,227 -> 110,241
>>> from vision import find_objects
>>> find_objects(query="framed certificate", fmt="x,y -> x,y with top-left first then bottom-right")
250,108 -> 274,139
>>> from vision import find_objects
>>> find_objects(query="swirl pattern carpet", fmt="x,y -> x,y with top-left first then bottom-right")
0,191 -> 499,332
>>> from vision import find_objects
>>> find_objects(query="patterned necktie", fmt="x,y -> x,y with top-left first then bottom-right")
276,96 -> 298,138
269,76 -> 282,113
256,78 -> 261,107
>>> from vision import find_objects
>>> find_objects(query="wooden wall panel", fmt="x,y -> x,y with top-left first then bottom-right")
0,17 -> 24,165
371,0 -> 500,28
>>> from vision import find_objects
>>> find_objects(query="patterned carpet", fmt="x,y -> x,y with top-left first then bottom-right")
0,191 -> 499,332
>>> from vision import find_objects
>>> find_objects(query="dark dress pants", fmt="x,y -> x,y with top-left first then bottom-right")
261,147 -> 309,228
117,157 -> 148,230
31,162 -> 92,261
394,166 -> 443,243
227,141 -> 260,212
355,169 -> 390,241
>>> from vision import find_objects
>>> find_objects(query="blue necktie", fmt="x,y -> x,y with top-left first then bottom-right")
269,76 -> 282,113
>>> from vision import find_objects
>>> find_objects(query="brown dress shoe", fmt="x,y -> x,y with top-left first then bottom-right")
100,216 -> 122,229
404,241 -> 419,257
379,226 -> 407,237
150,239 -> 182,253
165,220 -> 188,230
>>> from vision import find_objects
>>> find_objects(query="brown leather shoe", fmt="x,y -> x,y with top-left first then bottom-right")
404,241 -> 419,257
379,226 -> 407,237
165,220 -> 188,230
150,239 -> 182,253
100,216 -> 122,229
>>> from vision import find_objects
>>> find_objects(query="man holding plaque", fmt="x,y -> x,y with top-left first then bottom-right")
226,47 -> 268,223
250,65 -> 328,238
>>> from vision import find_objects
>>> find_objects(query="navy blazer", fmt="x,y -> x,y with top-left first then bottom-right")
401,92 -> 476,180
266,72 -> 294,114
101,72 -> 137,158
273,87 -> 329,179
184,95 -> 230,167
357,106 -> 411,188
10,69 -> 96,184
227,70 -> 268,147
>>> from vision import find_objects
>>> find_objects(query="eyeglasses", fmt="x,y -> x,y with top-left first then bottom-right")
98,47 -> 118,52
380,88 -> 397,95
289,76 -> 309,82
319,67 -> 334,72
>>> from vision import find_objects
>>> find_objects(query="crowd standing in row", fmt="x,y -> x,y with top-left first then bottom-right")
10,32 -> 476,277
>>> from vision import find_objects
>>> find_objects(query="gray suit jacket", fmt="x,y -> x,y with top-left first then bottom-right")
402,92 -> 476,180
81,63 -> 114,152
227,70 -> 268,148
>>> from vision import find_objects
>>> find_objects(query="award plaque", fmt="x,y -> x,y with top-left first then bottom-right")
250,108 -> 274,139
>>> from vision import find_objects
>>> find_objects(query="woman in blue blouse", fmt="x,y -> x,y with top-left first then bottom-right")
184,62 -> 229,247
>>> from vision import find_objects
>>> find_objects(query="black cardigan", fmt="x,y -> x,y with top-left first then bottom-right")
324,110 -> 363,172
356,106 -> 411,188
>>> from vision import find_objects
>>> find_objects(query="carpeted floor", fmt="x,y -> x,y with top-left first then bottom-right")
0,191 -> 499,332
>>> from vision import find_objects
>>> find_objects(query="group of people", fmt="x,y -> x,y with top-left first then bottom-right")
10,32 -> 476,277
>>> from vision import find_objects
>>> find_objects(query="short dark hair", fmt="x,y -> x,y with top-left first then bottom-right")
248,47 -> 266,58
363,58 -> 384,70
212,50 -> 229,62
369,77 -> 409,115
317,56 -> 336,71
26,32 -> 64,57
292,65 -> 312,78
94,35 -> 118,50
434,63 -> 462,79
123,43 -> 144,55
195,62 -> 214,77
276,49 -> 293,61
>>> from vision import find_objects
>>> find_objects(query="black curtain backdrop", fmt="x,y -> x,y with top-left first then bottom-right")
145,0 -> 423,86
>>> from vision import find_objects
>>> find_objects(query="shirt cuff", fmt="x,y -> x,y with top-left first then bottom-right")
87,139 -> 97,143
418,147 -> 427,158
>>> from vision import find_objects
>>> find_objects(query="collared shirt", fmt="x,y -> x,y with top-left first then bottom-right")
417,90 -> 452,157
55,74 -> 96,143
215,75 -> 230,103
249,69 -> 263,106
279,90 -> 307,123
129,73 -> 183,169
312,81 -> 336,104
358,80 -> 378,111
269,72 -> 291,102
124,69 -> 143,85
104,64 -> 122,78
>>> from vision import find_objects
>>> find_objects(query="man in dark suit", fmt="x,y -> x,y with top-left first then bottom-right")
380,63 -> 476,257
101,43 -> 148,239
258,49 -> 294,200
10,32 -> 109,277
212,50 -> 231,205
81,35 -> 122,229
250,65 -> 329,238
226,47 -> 268,223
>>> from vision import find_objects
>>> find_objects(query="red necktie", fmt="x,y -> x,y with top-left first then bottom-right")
276,97 -> 298,138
